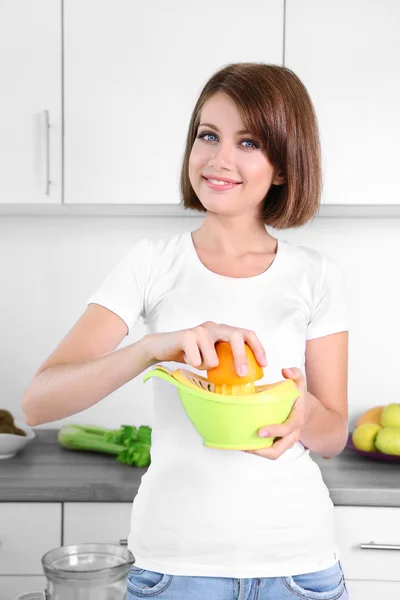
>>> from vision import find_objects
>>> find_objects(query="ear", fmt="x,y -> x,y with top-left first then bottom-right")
272,170 -> 285,186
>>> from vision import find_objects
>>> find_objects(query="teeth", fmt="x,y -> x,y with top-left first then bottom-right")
207,178 -> 234,185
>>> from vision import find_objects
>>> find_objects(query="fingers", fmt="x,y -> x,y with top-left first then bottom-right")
258,413 -> 303,441
243,329 -> 268,368
229,331 -> 249,376
179,321 -> 267,375
181,330 -> 203,367
196,328 -> 219,369
247,374 -> 307,460
180,325 -> 224,370
206,322 -> 267,374
282,367 -> 307,394
282,366 -> 302,380
258,390 -> 305,439
245,429 -> 300,460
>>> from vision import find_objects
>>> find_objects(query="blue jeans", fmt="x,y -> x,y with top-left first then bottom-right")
127,560 -> 349,599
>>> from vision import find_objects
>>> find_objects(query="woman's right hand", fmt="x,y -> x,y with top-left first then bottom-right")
145,321 -> 267,377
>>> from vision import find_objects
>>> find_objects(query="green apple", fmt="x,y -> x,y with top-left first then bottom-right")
380,404 -> 400,428
352,424 -> 381,452
375,427 -> 400,456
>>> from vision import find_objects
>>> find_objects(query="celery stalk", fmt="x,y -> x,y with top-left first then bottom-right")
58,425 -> 123,455
57,424 -> 152,467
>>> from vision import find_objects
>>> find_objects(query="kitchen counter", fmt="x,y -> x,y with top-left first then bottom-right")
1,429 -> 399,505
0,429 -> 146,502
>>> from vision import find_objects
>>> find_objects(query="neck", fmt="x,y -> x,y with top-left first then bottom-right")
192,213 -> 276,255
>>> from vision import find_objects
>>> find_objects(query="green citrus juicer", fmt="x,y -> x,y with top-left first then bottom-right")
143,366 -> 300,450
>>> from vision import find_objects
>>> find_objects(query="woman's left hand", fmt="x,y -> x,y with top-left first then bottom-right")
244,367 -> 309,460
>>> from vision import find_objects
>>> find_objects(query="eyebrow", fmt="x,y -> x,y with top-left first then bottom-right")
198,123 -> 251,136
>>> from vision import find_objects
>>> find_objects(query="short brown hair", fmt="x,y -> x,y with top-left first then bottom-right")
180,63 -> 322,229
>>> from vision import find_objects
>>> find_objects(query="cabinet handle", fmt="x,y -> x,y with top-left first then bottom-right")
119,539 -> 128,546
42,109 -> 50,195
360,542 -> 400,551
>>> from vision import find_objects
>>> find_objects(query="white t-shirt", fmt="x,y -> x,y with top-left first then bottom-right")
87,230 -> 349,578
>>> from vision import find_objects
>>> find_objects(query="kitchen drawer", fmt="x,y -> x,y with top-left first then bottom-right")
1,576 -> 47,600
63,503 -> 132,546
335,506 -> 400,581
346,579 -> 400,600
0,503 -> 61,575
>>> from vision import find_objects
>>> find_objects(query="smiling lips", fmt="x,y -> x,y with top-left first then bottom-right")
202,175 -> 242,190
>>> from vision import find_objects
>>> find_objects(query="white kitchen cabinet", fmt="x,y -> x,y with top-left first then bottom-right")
0,502 -> 131,600
0,503 -> 61,576
0,576 -> 47,600
3,502 -> 400,600
64,0 -> 284,206
63,502 -> 132,546
0,0 -> 62,205
285,0 -> 400,206
335,506 -> 400,598
335,506 -> 400,582
345,580 -> 400,600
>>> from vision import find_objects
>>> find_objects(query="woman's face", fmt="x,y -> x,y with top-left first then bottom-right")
188,91 -> 284,216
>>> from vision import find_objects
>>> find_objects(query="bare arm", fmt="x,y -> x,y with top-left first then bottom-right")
300,330 -> 349,458
21,304 -> 156,426
22,313 -> 268,427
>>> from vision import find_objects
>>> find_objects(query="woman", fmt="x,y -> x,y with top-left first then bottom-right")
22,63 -> 350,599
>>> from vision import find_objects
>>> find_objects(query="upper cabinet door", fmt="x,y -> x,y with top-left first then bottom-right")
64,0 -> 284,205
285,0 -> 400,206
0,1 -> 62,205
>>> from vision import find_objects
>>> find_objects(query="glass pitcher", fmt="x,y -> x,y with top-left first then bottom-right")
14,543 -> 135,600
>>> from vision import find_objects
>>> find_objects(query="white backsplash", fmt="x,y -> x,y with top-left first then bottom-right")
0,215 -> 397,432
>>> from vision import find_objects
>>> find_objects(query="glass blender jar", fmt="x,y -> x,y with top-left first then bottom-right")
14,543 -> 135,600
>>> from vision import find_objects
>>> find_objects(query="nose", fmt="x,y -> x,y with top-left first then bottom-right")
207,142 -> 235,171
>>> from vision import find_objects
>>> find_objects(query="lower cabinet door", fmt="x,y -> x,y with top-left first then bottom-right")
0,575 -> 47,600
335,506 -> 400,581
0,503 -> 61,575
346,579 -> 400,600
63,502 -> 132,546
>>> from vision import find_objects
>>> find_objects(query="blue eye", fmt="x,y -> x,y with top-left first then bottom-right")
198,132 -> 218,143
197,132 -> 260,150
242,139 -> 259,149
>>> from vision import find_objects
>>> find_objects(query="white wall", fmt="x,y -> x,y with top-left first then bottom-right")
0,215 -> 397,432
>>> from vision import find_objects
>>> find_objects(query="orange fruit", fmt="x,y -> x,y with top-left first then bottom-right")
355,406 -> 384,429
207,342 -> 263,395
